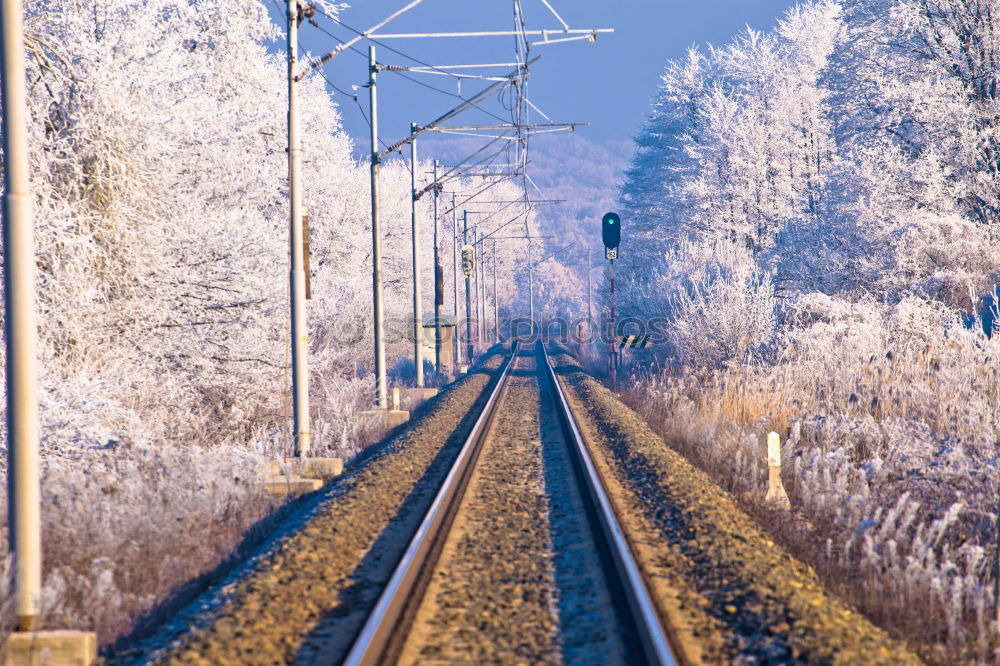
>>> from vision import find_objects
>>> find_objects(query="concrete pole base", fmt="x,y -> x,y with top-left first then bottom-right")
4,630 -> 97,666
359,409 -> 410,429
263,457 -> 343,482
765,466 -> 791,510
264,476 -> 323,497
398,388 -> 439,403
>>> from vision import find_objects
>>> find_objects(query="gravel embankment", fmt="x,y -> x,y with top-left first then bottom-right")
399,351 -> 561,664
547,344 -> 922,665
400,349 -> 635,665
127,350 -> 507,665
535,353 -> 632,665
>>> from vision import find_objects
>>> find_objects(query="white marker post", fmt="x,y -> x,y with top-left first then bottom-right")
765,432 -> 790,510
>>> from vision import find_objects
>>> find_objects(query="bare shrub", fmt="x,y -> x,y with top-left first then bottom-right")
0,441 -> 274,645
639,240 -> 777,369
669,261 -> 776,368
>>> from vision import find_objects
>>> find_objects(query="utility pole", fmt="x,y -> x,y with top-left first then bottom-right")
287,0 -> 310,456
452,196 -> 460,365
481,231 -> 488,345
473,226 -> 479,349
527,238 -> 535,334
432,161 -> 443,375
369,46 -> 388,408
3,0 -> 41,630
470,224 -> 477,351
493,240 -> 499,343
409,122 -> 424,388
476,226 -> 485,349
463,211 -> 474,363
587,247 -> 593,323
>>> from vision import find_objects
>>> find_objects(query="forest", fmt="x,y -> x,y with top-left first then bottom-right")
618,0 -> 1000,661
0,0 -> 538,646
0,0 -> 998,663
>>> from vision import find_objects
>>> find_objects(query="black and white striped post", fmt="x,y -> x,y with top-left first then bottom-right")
609,258 -> 616,387
602,213 -> 621,388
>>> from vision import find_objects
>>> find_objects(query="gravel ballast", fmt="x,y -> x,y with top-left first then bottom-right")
399,348 -> 637,664
130,350 -> 507,665
547,344 -> 922,665
123,341 -> 920,665
399,351 -> 561,664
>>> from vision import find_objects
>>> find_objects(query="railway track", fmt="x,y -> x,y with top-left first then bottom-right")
136,342 -> 916,665
344,341 -> 680,665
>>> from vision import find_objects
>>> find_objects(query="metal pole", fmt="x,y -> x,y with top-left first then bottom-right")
3,0 -> 41,630
409,123 -> 424,388
470,224 -> 477,351
610,258 -> 617,389
433,161 -> 442,375
476,226 -> 484,349
463,211 -> 474,363
587,248 -> 593,322
369,46 -> 388,408
287,0 -> 311,456
480,229 -> 487,347
527,239 -> 535,334
473,226 -> 479,349
452,195 -> 460,366
465,270 -> 474,361
480,231 -> 488,345
492,240 -> 499,343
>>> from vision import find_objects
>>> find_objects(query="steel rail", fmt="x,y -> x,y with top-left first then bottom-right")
343,343 -> 520,666
345,341 -> 681,665
539,343 -> 680,666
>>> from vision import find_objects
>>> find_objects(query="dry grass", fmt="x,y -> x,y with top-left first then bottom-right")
0,445 -> 276,646
0,368 -> 391,655
609,298 -> 1000,664
622,375 -> 1000,663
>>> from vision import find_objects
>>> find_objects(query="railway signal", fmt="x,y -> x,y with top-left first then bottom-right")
602,212 -> 621,387
602,212 -> 620,260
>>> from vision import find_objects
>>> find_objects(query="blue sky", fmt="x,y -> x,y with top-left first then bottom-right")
271,1 -> 800,150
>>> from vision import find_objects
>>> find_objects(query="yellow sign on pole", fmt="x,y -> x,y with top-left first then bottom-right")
461,244 -> 475,277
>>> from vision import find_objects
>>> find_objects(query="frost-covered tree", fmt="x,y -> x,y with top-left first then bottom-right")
623,1 -> 839,253
619,1 -> 840,317
832,0 -> 1000,224
819,0 -> 1000,300
616,4 -> 1000,656
8,0 -> 538,453
620,0 -> 1000,308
